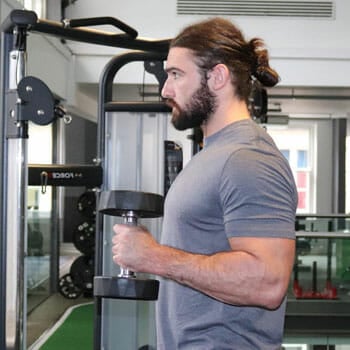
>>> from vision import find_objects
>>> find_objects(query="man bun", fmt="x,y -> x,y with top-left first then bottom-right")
254,65 -> 280,87
248,39 -> 280,87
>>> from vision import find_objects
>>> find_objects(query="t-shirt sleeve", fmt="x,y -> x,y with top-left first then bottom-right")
219,147 -> 297,239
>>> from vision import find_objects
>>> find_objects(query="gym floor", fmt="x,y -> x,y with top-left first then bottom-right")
27,243 -> 93,348
27,293 -> 91,348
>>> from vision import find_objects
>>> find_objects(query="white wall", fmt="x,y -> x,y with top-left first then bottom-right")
1,0 -> 73,102
63,0 -> 350,87
27,34 -> 72,100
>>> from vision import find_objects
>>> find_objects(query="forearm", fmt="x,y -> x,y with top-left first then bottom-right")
148,244 -> 284,309
111,225 -> 294,309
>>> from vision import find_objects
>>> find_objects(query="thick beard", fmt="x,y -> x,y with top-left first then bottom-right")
169,79 -> 217,131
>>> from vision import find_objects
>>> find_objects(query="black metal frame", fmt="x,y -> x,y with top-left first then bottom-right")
0,24 -> 13,350
0,9 -> 170,52
0,18 -> 29,349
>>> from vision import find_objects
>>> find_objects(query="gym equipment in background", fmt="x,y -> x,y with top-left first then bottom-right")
1,10 -> 171,349
59,190 -> 97,299
164,141 -> 183,196
93,49 -> 170,350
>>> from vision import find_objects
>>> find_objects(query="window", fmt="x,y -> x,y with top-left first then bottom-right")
280,149 -> 290,162
297,150 -> 308,168
23,0 -> 46,18
267,123 -> 315,213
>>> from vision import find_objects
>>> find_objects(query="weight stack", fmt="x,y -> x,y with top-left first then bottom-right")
59,190 -> 96,299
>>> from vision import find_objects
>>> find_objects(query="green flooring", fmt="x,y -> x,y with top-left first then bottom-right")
39,303 -> 93,350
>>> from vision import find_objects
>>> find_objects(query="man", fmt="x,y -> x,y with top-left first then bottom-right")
112,17 -> 298,349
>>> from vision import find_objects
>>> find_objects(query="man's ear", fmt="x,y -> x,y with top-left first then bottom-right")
207,64 -> 231,91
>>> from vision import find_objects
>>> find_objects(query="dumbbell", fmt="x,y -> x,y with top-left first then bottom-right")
94,190 -> 164,300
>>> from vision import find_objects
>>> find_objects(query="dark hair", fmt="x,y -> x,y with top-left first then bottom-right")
170,17 -> 279,103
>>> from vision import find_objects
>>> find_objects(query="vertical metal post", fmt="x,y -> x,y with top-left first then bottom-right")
332,118 -> 346,214
0,29 -> 10,350
2,25 -> 29,350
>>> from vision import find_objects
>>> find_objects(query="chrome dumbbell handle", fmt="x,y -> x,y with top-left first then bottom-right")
118,210 -> 138,278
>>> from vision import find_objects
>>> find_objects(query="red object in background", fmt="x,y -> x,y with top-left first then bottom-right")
297,191 -> 306,210
296,171 -> 307,188
293,261 -> 337,300
293,279 -> 337,299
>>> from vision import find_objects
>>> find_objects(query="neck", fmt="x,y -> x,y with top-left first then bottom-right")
201,98 -> 251,138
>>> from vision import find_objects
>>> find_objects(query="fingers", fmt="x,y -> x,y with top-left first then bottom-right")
112,251 -> 125,268
111,224 -> 155,273
111,224 -> 142,267
112,224 -> 131,244
113,223 -> 149,237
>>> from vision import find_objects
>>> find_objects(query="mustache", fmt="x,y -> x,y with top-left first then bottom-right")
163,98 -> 179,109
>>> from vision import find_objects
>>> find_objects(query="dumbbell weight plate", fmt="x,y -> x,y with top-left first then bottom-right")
98,190 -> 164,218
96,190 -> 163,300
94,276 -> 159,300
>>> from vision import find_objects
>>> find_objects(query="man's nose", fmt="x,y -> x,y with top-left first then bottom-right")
161,78 -> 173,99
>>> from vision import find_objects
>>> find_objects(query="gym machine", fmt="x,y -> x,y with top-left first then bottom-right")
0,9 -> 171,350
93,48 -> 172,349
29,165 -> 103,300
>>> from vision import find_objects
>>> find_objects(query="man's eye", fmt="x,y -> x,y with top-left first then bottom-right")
172,71 -> 180,79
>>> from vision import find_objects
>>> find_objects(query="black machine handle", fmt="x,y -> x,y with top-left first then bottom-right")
66,16 -> 138,39
0,9 -> 37,32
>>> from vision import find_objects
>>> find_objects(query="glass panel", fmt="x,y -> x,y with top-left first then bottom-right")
286,215 -> 350,343
296,171 -> 307,188
27,186 -> 53,312
26,123 -> 53,312
281,149 -> 290,161
297,150 -> 308,168
297,190 -> 307,210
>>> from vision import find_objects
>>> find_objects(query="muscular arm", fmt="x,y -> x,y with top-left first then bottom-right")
112,225 -> 295,310
154,236 -> 294,309
112,145 -> 297,309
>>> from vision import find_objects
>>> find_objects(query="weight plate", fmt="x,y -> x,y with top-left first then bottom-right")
98,190 -> 164,218
77,191 -> 96,218
70,255 -> 94,292
73,221 -> 95,256
58,273 -> 82,299
94,276 -> 159,300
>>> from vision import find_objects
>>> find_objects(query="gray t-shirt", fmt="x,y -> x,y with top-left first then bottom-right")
156,119 -> 298,349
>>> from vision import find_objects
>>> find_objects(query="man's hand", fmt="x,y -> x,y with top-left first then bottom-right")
112,224 -> 159,273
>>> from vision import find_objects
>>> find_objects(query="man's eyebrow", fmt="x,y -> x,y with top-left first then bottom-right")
165,66 -> 185,74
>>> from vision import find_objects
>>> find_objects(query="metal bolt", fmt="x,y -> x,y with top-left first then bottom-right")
63,114 -> 72,124
37,110 -> 45,116
26,85 -> 33,92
